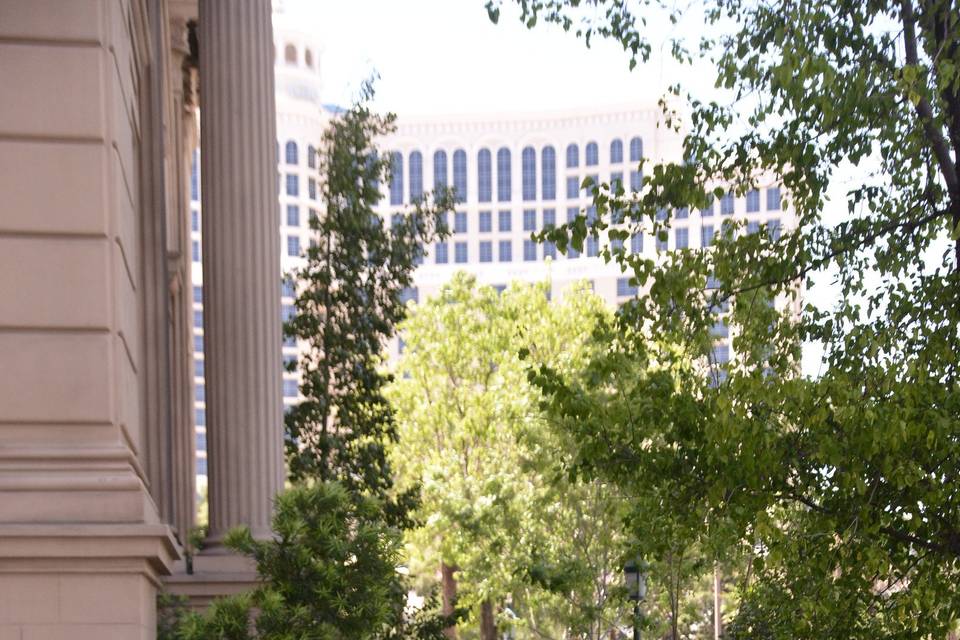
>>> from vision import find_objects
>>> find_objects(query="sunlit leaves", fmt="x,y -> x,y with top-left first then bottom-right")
387,275 -> 632,637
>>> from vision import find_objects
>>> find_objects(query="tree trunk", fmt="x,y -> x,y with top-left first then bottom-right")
671,599 -> 679,640
480,599 -> 497,640
669,556 -> 680,640
441,562 -> 459,640
713,565 -> 722,640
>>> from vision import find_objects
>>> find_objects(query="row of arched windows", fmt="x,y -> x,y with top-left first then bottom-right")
278,43 -> 316,69
281,140 -> 317,169
388,138 -> 643,205
564,138 -> 642,168
279,136 -> 642,200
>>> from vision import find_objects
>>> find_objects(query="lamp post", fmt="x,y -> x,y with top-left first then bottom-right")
624,559 -> 648,640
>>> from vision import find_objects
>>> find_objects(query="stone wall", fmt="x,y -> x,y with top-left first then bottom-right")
0,1 -> 186,637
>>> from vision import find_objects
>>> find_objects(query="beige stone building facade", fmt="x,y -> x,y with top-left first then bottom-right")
0,1 -> 284,637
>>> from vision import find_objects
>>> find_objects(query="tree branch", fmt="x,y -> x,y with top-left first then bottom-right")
719,205 -> 948,303
778,488 -> 960,559
900,0 -> 959,200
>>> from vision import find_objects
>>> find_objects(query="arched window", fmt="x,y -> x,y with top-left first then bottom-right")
304,48 -> 313,68
307,145 -> 316,169
389,152 -> 403,205
541,146 -> 556,201
629,136 -> 643,162
478,148 -> 492,203
409,151 -> 423,201
453,149 -> 467,202
190,148 -> 199,202
284,44 -> 297,65
521,146 -> 536,201
433,150 -> 448,191
566,143 -> 579,168
720,192 -> 735,215
285,140 -> 298,165
585,141 -> 599,166
610,139 -> 624,163
496,147 -> 512,202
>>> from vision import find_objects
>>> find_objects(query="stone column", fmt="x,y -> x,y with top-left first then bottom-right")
143,0 -> 175,538
199,0 -> 283,544
167,15 -> 200,546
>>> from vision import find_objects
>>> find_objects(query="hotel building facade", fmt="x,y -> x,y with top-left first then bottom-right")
188,12 -> 798,484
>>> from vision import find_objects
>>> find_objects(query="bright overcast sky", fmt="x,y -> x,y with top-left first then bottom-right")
285,0 -> 697,115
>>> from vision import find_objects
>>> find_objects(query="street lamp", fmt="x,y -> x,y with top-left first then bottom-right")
624,559 -> 648,640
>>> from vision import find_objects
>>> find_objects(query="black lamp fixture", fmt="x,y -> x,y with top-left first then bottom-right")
624,558 -> 648,602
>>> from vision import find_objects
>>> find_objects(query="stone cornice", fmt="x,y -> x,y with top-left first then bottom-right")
0,523 -> 181,578
393,105 -> 662,137
276,108 -> 327,132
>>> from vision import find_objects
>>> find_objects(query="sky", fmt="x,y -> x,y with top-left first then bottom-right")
284,0 -> 698,116
279,0 -> 848,377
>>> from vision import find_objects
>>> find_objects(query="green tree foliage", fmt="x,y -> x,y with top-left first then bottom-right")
284,83 -> 454,524
174,482 -> 436,640
487,1 -> 960,637
157,592 -> 191,640
388,274 -> 636,639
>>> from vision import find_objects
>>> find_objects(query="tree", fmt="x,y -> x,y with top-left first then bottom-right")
520,469 -> 632,640
166,86 -> 460,640
174,482 -> 440,640
388,274 -> 637,640
279,81 -> 457,633
487,1 -> 960,637
284,81 -> 454,525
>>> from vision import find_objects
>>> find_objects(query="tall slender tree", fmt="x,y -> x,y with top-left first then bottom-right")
285,82 -> 454,525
